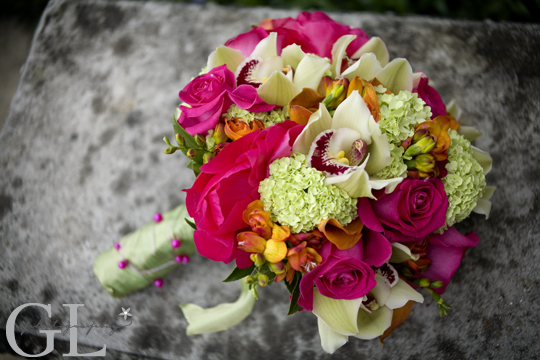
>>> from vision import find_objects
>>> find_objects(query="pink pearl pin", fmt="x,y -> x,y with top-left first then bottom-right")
171,239 -> 181,248
153,213 -> 163,222
118,260 -> 128,269
114,243 -> 121,250
175,255 -> 182,263
181,255 -> 190,264
154,278 -> 164,288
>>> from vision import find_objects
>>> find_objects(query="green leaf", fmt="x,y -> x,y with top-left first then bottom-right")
287,272 -> 303,315
172,115 -> 199,150
223,264 -> 256,283
185,218 -> 197,230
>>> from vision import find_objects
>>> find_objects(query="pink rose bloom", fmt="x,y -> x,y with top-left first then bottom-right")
225,12 -> 369,58
359,178 -> 449,242
413,76 -> 446,119
178,65 -> 275,136
184,121 -> 304,267
420,227 -> 479,294
298,229 -> 391,311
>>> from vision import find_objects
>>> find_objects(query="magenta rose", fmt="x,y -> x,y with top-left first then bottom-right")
184,121 -> 304,267
413,75 -> 446,119
419,227 -> 479,294
363,178 -> 448,242
298,229 -> 391,311
225,12 -> 369,59
177,65 -> 275,136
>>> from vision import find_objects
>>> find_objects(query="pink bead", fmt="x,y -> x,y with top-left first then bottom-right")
175,255 -> 182,263
181,255 -> 190,264
154,279 -> 164,288
153,213 -> 163,222
171,239 -> 181,248
114,243 -> 121,250
118,260 -> 128,269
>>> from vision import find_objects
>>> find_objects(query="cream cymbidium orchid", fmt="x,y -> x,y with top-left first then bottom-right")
206,32 -> 331,106
292,90 -> 403,199
313,264 -> 424,354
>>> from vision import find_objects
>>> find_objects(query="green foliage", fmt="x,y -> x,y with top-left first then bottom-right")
223,264 -> 256,282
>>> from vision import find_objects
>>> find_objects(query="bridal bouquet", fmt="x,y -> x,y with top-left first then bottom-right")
98,11 -> 494,354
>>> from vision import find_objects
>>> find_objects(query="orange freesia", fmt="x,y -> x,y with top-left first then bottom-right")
290,229 -> 327,251
264,239 -> 287,263
434,113 -> 460,132
242,200 -> 274,239
275,261 -> 295,284
224,118 -> 264,140
287,242 -> 323,273
287,88 -> 324,125
237,231 -> 266,253
347,76 -> 381,122
413,120 -> 452,161
318,218 -> 364,250
271,224 -> 291,242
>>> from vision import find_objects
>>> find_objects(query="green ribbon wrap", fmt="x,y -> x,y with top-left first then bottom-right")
93,204 -> 196,297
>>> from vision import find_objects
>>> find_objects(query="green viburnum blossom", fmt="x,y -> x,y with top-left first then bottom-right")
373,144 -> 407,180
223,104 -> 289,128
376,87 -> 432,146
259,153 -> 358,233
441,130 -> 486,229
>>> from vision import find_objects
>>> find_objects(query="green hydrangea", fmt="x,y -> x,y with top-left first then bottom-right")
442,130 -> 486,229
373,144 -> 407,180
259,154 -> 358,233
376,89 -> 432,146
223,104 -> 289,128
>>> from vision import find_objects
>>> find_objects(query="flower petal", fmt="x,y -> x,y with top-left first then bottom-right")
331,34 -> 356,77
472,186 -> 496,219
371,274 -> 391,307
294,54 -> 331,90
257,71 -> 301,106
250,32 -> 277,59
350,36 -> 389,67
364,115 -> 392,174
376,58 -> 413,94
318,218 -> 364,250
179,281 -> 256,335
458,125 -> 482,142
342,53 -> 383,82
384,278 -> 424,310
318,317 -> 349,354
389,242 -> 420,263
472,146 -> 493,174
292,103 -> 333,154
207,46 -> 245,73
313,288 -> 362,336
354,305 -> 393,340
281,44 -> 306,70
446,99 -> 462,120
333,167 -> 375,199
332,90 -> 372,142
367,177 -> 403,194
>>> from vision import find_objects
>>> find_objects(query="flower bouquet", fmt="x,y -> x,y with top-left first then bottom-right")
95,11 -> 494,353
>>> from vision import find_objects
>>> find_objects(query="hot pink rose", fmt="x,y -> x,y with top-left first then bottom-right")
225,12 -> 369,58
420,227 -> 479,294
298,228 -> 391,311
361,178 -> 449,242
184,121 -> 304,267
413,76 -> 446,119
177,65 -> 275,136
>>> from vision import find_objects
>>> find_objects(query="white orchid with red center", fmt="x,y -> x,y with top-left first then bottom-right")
292,89 -> 404,199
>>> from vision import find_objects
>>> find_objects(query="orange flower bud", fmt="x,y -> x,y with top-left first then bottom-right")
237,232 -> 266,253
224,118 -> 264,141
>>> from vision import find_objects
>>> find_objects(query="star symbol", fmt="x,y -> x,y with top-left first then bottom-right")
119,307 -> 132,320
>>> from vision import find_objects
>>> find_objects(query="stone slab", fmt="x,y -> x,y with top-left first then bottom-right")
1,0 -> 539,359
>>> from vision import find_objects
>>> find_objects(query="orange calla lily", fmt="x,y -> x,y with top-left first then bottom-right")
379,300 -> 415,346
287,88 -> 324,125
347,76 -> 381,122
370,77 -> 393,94
224,118 -> 264,140
318,218 -> 364,250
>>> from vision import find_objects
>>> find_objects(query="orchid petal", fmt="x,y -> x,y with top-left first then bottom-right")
342,53 -> 383,82
351,36 -> 389,67
179,281 -> 255,335
472,186 -> 496,219
281,44 -> 306,70
376,58 -> 413,94
367,177 -> 403,194
458,125 -> 482,142
472,146 -> 493,174
294,55 -> 331,90
446,99 -> 463,120
292,103 -> 333,154
312,289 -> 361,336
333,166 -> 376,199
207,46 -> 245,73
324,154 -> 368,186
331,35 -> 356,77
364,115 -> 392,174
332,91 -> 372,143
317,317 -> 349,354
250,32 -> 277,59
384,278 -> 424,310
371,274 -> 391,307
257,71 -> 301,107
354,305 -> 393,340
389,242 -> 420,263
254,56 -> 284,80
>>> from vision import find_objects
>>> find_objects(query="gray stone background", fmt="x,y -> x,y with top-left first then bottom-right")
1,0 -> 539,359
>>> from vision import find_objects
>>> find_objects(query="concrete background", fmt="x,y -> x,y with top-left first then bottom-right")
1,0 -> 539,359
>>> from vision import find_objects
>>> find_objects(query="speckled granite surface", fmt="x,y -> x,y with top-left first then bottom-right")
1,1 -> 539,359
